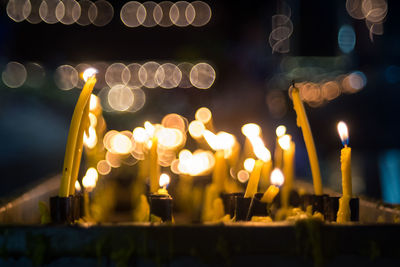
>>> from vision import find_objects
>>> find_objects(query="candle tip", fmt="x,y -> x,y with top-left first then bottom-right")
83,68 -> 98,82
337,121 -> 349,146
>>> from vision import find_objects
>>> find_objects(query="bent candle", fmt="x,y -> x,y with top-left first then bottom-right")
59,68 -> 97,197
290,84 -> 323,195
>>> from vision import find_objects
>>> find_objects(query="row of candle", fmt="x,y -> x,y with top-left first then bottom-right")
57,69 -> 353,223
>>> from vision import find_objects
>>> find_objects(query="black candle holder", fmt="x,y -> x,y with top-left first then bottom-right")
234,194 -> 252,221
246,193 -> 269,220
50,196 -> 74,224
72,194 -> 83,220
323,196 -> 359,222
221,192 -> 244,218
149,194 -> 173,222
301,194 -> 328,214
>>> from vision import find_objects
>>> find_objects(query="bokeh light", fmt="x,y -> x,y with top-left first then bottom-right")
25,62 -> 46,88
338,25 -> 356,54
170,1 -> 193,27
54,65 -> 78,90
56,0 -> 81,25
105,63 -> 127,88
190,1 -> 211,27
89,0 -> 113,27
39,0 -> 60,24
188,120 -> 205,139
190,63 -> 216,89
161,113 -> 188,134
244,158 -> 256,172
177,62 -> 193,88
7,0 -> 31,22
97,160 -> 112,175
139,61 -> 161,88
76,0 -> 95,26
237,170 -> 250,183
120,1 -> 145,27
2,62 -> 27,88
108,84 -> 135,111
156,63 -> 182,89
195,107 -> 212,125
142,1 -> 158,27
154,1 -> 173,27
122,63 -> 143,89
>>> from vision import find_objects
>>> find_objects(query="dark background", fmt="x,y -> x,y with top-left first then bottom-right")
1,0 -> 399,202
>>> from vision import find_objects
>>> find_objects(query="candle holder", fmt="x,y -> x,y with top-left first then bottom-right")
301,194 -> 328,214
72,194 -> 83,220
323,196 -> 359,222
221,192 -> 244,218
234,194 -> 252,221
246,193 -> 269,220
148,194 -> 173,222
49,196 -> 74,224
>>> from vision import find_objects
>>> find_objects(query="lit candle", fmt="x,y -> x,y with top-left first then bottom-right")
157,173 -> 171,195
336,121 -> 352,223
290,84 -> 323,195
274,125 -> 286,169
261,168 -> 285,203
145,121 -> 160,193
59,68 -> 97,197
279,134 -> 295,208
244,136 -> 271,198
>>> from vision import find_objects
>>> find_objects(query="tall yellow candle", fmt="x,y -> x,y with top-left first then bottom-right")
261,168 -> 285,203
59,68 -> 97,197
274,126 -> 286,169
336,121 -> 352,222
149,136 -> 160,193
244,159 -> 263,198
279,134 -> 295,208
290,85 -> 323,195
212,150 -> 227,193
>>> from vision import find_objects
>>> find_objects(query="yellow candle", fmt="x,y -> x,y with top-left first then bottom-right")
274,125 -> 286,169
279,135 -> 295,208
59,68 -> 97,197
259,159 -> 272,192
244,159 -> 263,197
336,121 -> 352,222
149,136 -> 160,193
212,150 -> 227,193
261,168 -> 285,203
290,85 -> 323,195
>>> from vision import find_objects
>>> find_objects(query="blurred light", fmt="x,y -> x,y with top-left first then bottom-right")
190,1 -> 211,27
89,0 -> 113,27
142,1 -> 158,27
338,25 -> 356,54
241,123 -> 261,139
346,0 -> 366,20
27,0 -> 42,24
120,1 -> 145,27
110,133 -> 132,154
278,134 -> 291,151
253,143 -> 271,162
39,0 -> 61,24
188,120 -> 205,139
129,88 -> 146,112
97,160 -> 111,175
83,67 -> 98,82
156,63 -> 182,89
108,84 -> 135,112
190,63 -> 216,89
105,63 -> 127,87
75,63 -> 90,88
76,0 -> 95,26
362,0 -> 387,23
56,0 -> 81,25
161,113 -> 187,134
88,112 -> 97,127
170,1 -> 193,27
237,170 -> 250,183
366,20 -> 384,36
7,0 -> 31,22
25,62 -> 45,88
346,71 -> 367,92
385,65 -> 400,84
244,158 -> 256,172
132,127 -> 148,143
144,121 -> 155,137
154,1 -> 173,27
337,121 -> 349,146
276,125 -> 286,138
82,167 -> 98,190
321,81 -> 341,100
139,61 -> 161,88
83,126 -> 97,149
157,127 -> 184,149
122,63 -> 143,88
159,173 -> 170,187
269,14 -> 293,54
270,168 -> 284,187
89,94 -> 99,111
177,62 -> 193,88
195,107 -> 212,124
177,149 -> 214,176
266,90 -> 287,119
106,151 -> 122,168
75,181 -> 81,192
54,65 -> 78,90
2,61 -> 27,88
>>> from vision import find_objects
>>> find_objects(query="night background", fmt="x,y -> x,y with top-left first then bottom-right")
0,0 -> 399,202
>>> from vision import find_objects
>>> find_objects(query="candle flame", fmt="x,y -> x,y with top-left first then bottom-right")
89,94 -> 98,111
144,121 -> 155,137
337,121 -> 349,146
249,136 -> 271,162
82,68 -> 98,82
177,149 -> 214,176
241,123 -> 261,138
276,125 -> 286,137
243,158 -> 256,172
82,167 -> 98,191
132,127 -> 148,143
75,181 -> 81,192
83,126 -> 97,149
278,134 -> 291,151
270,168 -> 284,187
188,120 -> 205,139
159,173 -> 170,188
203,130 -> 235,151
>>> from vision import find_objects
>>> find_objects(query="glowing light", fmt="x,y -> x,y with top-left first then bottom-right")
157,127 -> 184,149
110,133 -> 132,154
144,121 -> 155,137
154,1 -> 173,27
88,0 -> 113,27
321,81 -> 341,100
337,121 -> 349,146
237,170 -> 250,183
170,1 -> 194,27
156,63 -> 182,89
133,127 -> 149,143
190,63 -> 216,89
159,173 -> 170,188
139,61 -> 161,88
346,0 -> 366,20
75,181 -> 81,192
343,71 -> 367,93
27,0 -> 42,24
142,1 -> 158,27
244,158 -> 256,172
82,167 -> 98,190
39,0 -> 60,24
120,1 -> 145,27
7,0 -> 31,22
89,94 -> 99,111
2,62 -> 27,88
179,149 -> 192,161
276,125 -> 286,138
83,68 -> 98,82
106,151 -> 122,168
189,120 -> 205,138
105,63 -> 127,87
195,107 -> 212,124
338,25 -> 356,54
190,1 -> 211,27
108,84 -> 134,112
83,126 -> 98,149
278,134 -> 291,151
122,63 -> 143,89
241,123 -> 261,139
209,131 -> 235,151
177,62 -> 193,88
77,0 -> 95,26
56,0 -> 81,25
177,149 -> 214,176
161,113 -> 187,133
270,168 -> 284,187
250,136 -> 271,162
362,0 -> 387,23
97,160 -> 111,175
